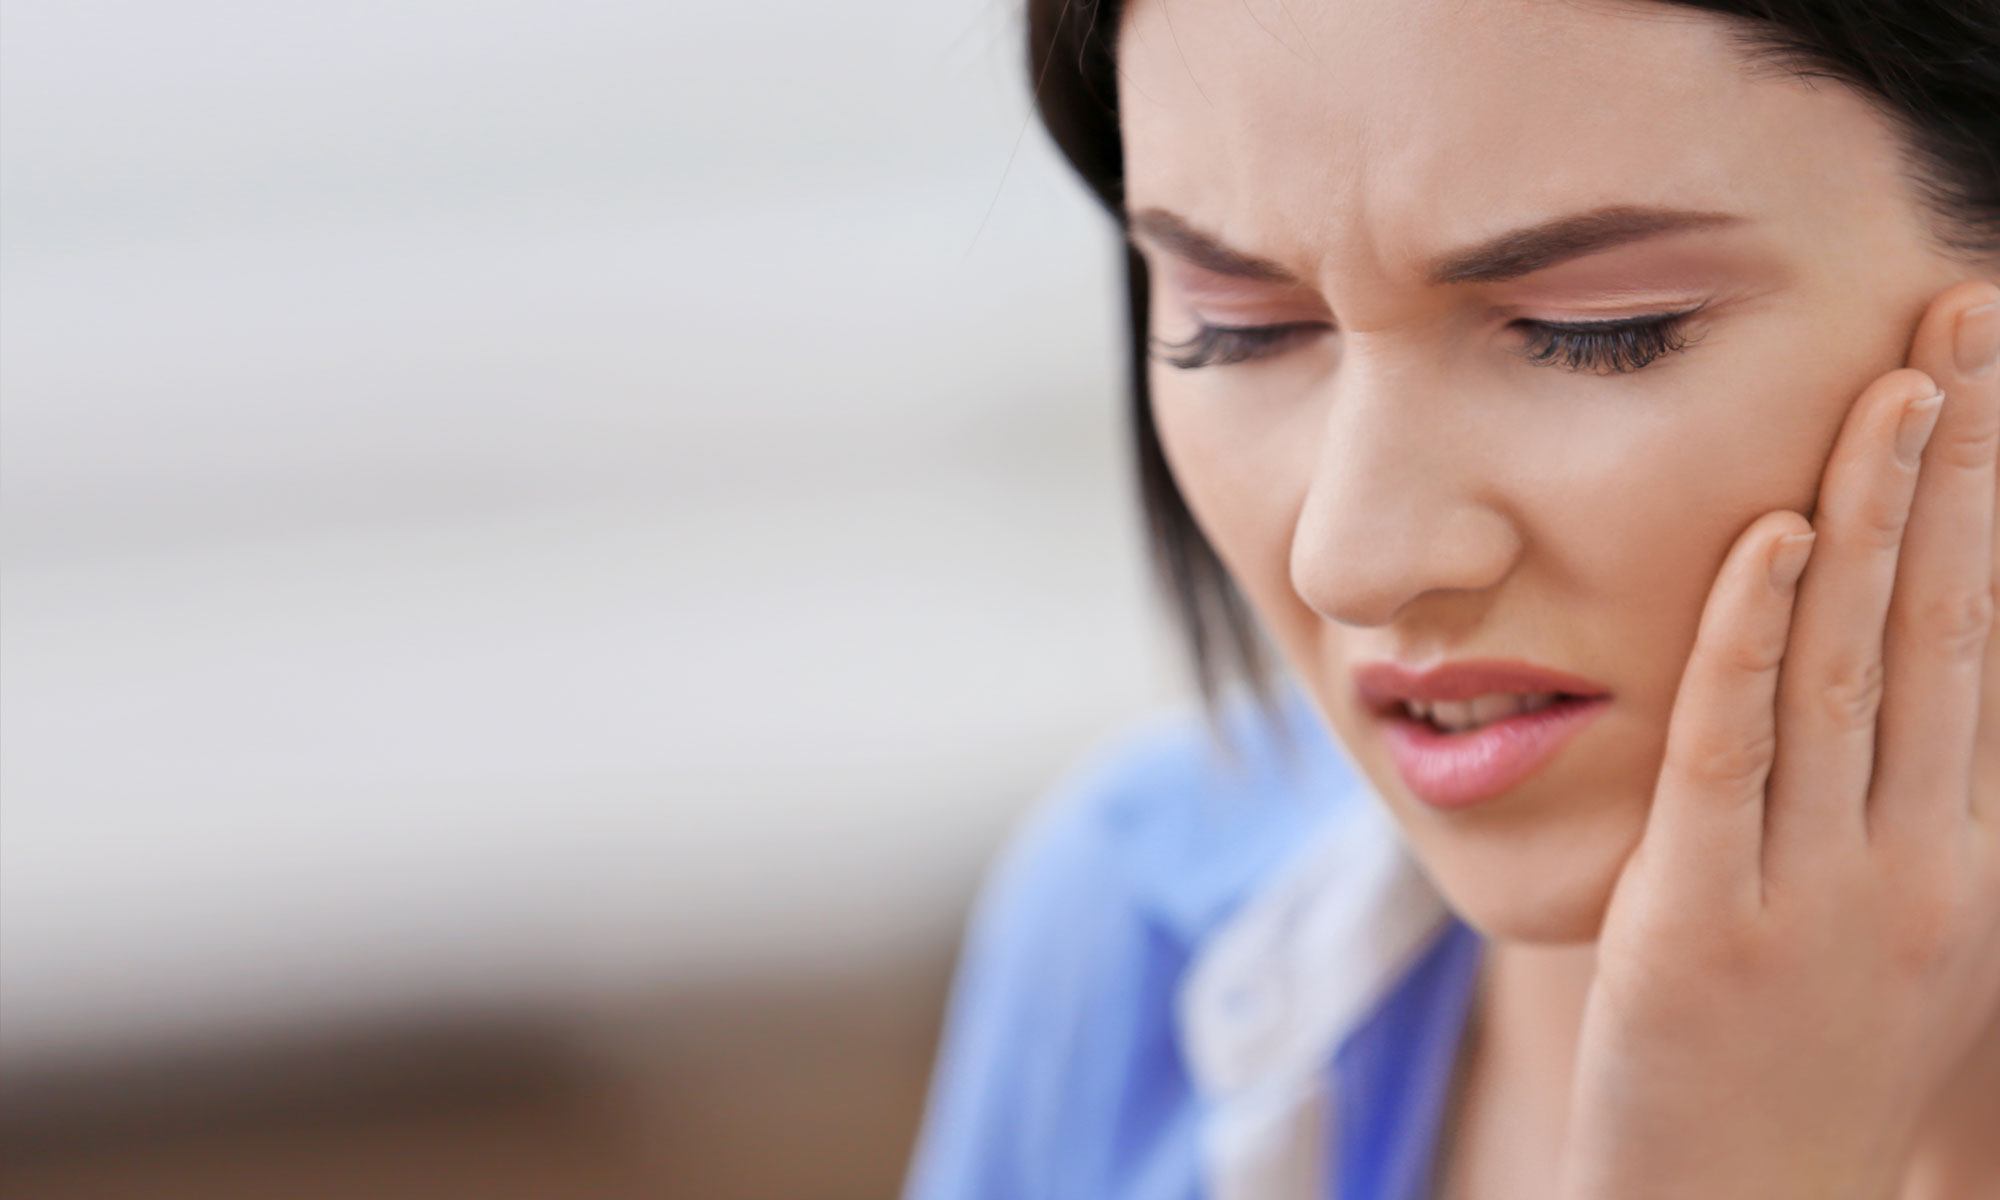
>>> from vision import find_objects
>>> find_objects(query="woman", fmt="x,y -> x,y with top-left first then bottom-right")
907,1 -> 2000,1196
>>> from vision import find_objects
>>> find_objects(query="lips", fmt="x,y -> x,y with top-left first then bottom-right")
1353,658 -> 1613,809
1354,658 -> 1613,712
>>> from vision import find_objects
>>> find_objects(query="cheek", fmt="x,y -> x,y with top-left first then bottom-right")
1148,352 -> 1841,614
1148,370 -> 1322,628
1483,334 -> 1864,778
1147,298 -> 1867,696
1560,313 -> 1863,623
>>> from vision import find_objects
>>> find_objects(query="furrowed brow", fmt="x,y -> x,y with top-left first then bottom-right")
1126,209 -> 1302,283
1421,205 -> 1746,284
1126,204 -> 1746,287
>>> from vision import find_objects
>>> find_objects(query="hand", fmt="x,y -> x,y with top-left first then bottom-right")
1555,280 -> 2000,1200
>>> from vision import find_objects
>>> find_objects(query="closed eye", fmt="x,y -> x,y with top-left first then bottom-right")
1149,304 -> 1709,374
1147,321 -> 1328,369
1511,306 -> 1708,374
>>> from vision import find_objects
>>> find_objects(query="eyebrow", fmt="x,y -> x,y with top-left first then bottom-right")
1126,204 -> 1747,286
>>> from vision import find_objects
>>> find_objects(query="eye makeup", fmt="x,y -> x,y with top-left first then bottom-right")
1149,291 -> 1715,376
1508,303 -> 1710,374
1149,321 -> 1331,369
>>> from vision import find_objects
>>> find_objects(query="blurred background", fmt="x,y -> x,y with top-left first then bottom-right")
0,1 -> 1189,1195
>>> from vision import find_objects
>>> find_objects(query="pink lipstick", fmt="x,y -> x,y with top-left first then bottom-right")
1354,659 -> 1612,809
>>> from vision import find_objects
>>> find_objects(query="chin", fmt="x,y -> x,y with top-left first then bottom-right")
1432,866 -> 1615,944
1392,790 -> 1646,946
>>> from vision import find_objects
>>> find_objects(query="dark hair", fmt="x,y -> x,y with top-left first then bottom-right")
1025,0 -> 2000,733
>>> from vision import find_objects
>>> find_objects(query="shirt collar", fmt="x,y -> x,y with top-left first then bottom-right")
1177,793 -> 1455,1095
1097,683 -> 1359,947
1168,711 -> 1466,1200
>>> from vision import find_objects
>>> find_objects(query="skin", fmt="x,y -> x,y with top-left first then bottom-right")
1112,0 -> 2000,1193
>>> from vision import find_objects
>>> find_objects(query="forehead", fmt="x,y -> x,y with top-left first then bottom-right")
1115,0 -> 1907,292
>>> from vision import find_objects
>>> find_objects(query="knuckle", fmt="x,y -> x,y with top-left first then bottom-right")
1815,655 -> 1885,732
1933,416 -> 2000,473
1889,885 -> 1974,979
1911,582 -> 1997,659
1680,732 -> 1776,791
1849,490 -> 1913,549
1698,919 -> 1772,981
1722,627 -> 1787,677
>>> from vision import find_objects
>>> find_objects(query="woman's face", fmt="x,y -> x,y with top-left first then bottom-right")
1116,0 -> 1993,942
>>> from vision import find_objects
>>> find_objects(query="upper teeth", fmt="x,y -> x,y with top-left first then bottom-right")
1404,692 -> 1559,731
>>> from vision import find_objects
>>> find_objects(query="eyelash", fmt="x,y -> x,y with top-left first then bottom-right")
1515,309 -> 1704,374
1148,322 -> 1323,370
1150,308 -> 1705,375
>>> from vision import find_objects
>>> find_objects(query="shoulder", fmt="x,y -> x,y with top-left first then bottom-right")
902,683 -> 1368,1199
976,677 -> 1374,991
1046,682 -> 1366,944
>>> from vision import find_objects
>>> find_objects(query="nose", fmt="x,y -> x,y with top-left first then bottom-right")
1288,381 -> 1524,628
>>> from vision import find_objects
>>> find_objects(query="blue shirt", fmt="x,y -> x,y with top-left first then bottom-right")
902,684 -> 1486,1200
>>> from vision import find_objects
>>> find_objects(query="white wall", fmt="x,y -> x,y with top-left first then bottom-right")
1,0 -> 1187,1061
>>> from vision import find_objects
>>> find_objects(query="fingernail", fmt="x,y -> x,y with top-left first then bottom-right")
1894,387 -> 1945,467
1957,299 -> 2000,377
1769,530 -> 1816,592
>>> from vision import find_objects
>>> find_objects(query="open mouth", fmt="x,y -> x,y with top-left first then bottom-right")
1351,659 -> 1615,807
1373,692 -> 1613,808
1392,691 -> 1597,735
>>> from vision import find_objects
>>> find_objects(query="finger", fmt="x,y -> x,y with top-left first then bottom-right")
1763,368 -> 1941,870
1872,280 -> 2000,853
1647,510 -> 1815,910
1970,293 -> 2000,837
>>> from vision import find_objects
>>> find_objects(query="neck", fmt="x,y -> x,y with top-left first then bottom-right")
1438,935 -> 1596,1192
1465,936 -> 1596,1112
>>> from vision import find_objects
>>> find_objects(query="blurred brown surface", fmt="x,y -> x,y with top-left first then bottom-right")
1,946 -> 956,1200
